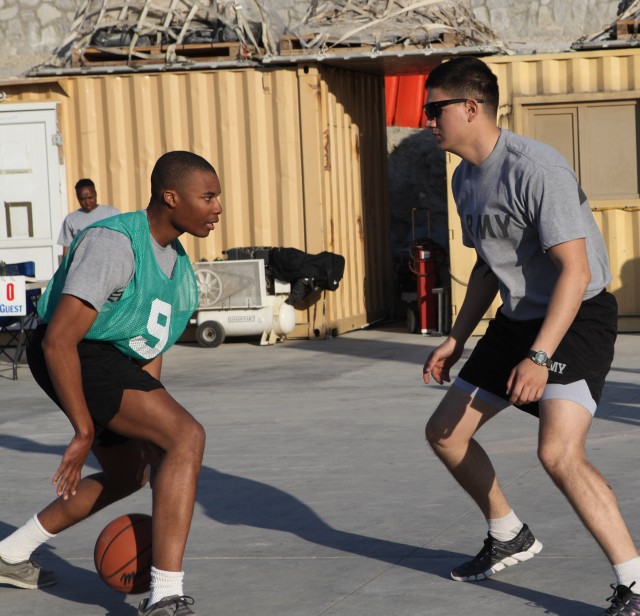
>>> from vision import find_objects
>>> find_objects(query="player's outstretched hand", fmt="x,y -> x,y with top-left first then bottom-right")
423,337 -> 463,385
53,433 -> 93,500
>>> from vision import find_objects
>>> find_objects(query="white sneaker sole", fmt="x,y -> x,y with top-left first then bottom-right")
0,572 -> 58,590
451,539 -> 543,582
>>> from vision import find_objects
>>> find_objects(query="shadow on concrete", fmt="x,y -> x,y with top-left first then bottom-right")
196,466 -> 602,614
0,438 -> 605,614
196,464 -> 461,570
596,378 -> 640,428
0,436 -> 464,574
484,578 -> 600,615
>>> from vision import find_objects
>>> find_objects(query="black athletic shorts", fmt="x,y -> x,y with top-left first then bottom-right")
27,324 -> 164,447
457,290 -> 618,417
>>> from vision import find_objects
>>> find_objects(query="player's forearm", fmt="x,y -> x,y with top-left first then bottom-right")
531,266 -> 590,358
42,339 -> 94,440
449,258 -> 499,345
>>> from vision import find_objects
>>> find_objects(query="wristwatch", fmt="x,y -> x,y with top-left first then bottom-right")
528,349 -> 552,368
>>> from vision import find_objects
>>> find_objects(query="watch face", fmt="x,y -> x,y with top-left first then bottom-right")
530,350 -> 548,365
536,351 -> 549,365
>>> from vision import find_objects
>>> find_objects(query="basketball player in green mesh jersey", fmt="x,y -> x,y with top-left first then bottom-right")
0,151 -> 222,616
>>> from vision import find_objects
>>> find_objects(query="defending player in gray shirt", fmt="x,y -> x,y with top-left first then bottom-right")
421,56 -> 640,616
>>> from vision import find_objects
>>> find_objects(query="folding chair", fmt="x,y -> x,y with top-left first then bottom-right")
0,261 -> 39,380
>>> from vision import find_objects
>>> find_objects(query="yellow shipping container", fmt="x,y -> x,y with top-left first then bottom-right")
0,65 -> 391,339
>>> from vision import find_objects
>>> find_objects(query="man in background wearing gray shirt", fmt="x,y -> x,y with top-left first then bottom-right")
58,178 -> 119,256
421,56 -> 639,615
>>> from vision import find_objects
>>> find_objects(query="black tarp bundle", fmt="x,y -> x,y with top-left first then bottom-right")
225,246 -> 346,305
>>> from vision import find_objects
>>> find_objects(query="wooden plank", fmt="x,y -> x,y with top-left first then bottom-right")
617,19 -> 640,40
278,32 -> 461,56
279,34 -> 315,53
71,41 -> 262,68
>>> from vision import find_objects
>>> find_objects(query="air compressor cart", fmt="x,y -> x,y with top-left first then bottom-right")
193,256 -> 296,348
193,246 -> 345,348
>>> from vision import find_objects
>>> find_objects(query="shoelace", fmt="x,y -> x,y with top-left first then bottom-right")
169,595 -> 195,611
606,582 -> 637,606
606,585 -> 622,607
175,596 -> 194,606
482,537 -> 496,555
462,538 -> 493,568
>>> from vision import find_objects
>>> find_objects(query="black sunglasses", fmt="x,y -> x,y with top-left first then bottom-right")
423,98 -> 485,121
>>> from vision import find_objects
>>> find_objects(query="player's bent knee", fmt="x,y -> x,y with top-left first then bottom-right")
174,419 -> 206,460
192,422 -> 206,460
425,414 -> 473,453
537,443 -> 581,479
425,417 -> 446,450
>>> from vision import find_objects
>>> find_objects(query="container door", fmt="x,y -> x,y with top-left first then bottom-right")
0,103 -> 65,280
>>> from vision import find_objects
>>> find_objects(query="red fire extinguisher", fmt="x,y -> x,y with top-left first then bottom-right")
409,243 -> 438,333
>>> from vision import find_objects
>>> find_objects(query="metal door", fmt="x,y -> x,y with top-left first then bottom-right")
0,103 -> 65,279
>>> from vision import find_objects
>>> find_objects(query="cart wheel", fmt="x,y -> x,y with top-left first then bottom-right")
196,321 -> 226,348
407,305 -> 419,334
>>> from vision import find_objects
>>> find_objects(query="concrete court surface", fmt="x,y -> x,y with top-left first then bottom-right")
0,325 -> 639,616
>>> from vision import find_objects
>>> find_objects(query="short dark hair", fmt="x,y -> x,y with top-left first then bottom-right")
426,57 -> 499,114
151,151 -> 217,200
75,178 -> 95,192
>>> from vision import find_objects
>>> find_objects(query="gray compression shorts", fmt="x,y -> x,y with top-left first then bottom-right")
454,377 -> 598,415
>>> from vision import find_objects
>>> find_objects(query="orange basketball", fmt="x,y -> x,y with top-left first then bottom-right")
94,513 -> 152,594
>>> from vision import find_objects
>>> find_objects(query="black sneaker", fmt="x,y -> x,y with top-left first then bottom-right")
451,524 -> 543,581
600,583 -> 640,615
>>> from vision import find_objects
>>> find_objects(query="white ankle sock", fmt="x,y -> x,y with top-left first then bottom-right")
149,566 -> 184,606
487,510 -> 523,542
0,515 -> 56,564
613,557 -> 640,589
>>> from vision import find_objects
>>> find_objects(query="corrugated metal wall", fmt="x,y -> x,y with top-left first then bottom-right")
593,208 -> 640,331
446,48 -> 640,333
316,67 -> 390,334
1,66 -> 391,338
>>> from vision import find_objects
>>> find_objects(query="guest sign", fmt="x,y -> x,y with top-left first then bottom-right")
0,276 -> 26,316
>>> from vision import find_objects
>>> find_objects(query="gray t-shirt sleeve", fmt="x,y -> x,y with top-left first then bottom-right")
529,165 -> 587,251
63,228 -> 135,311
57,205 -> 120,247
57,215 -> 75,247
